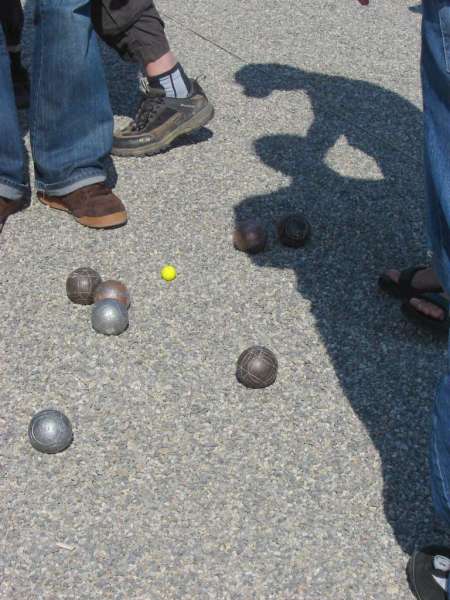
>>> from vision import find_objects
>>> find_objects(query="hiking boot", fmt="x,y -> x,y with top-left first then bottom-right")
10,58 -> 30,110
0,196 -> 25,232
112,79 -> 214,157
38,182 -> 127,229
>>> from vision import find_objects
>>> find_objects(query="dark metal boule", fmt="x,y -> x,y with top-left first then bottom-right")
236,346 -> 278,389
277,214 -> 311,248
233,221 -> 268,254
66,267 -> 102,305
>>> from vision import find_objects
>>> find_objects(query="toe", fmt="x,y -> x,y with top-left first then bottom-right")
383,269 -> 400,283
410,297 -> 445,320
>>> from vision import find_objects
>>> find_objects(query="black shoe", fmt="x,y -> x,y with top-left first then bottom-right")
407,545 -> 450,599
11,60 -> 30,110
112,79 -> 214,157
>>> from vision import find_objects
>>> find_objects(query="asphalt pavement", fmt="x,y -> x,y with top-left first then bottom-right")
0,1 -> 447,598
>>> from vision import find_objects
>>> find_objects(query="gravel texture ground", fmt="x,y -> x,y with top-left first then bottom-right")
1,1 -> 448,598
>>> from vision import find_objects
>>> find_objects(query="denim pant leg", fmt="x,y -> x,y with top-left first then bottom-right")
31,0 -> 113,195
422,0 -> 450,291
430,376 -> 450,525
422,0 -> 450,526
0,27 -> 28,200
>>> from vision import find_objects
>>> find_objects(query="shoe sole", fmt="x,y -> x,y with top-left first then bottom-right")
406,555 -> 420,599
38,195 -> 127,229
111,102 -> 215,157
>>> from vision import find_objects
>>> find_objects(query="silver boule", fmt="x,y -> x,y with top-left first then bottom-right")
91,299 -> 129,335
28,409 -> 73,454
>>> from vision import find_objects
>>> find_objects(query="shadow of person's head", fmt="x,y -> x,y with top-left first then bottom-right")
235,62 -> 423,168
236,63 -> 315,98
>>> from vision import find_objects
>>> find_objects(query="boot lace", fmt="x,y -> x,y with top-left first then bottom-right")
131,95 -> 164,131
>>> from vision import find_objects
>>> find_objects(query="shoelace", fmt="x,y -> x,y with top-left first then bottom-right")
132,95 -> 164,132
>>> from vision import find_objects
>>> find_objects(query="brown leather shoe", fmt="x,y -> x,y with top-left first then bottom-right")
0,196 -> 25,232
38,182 -> 127,229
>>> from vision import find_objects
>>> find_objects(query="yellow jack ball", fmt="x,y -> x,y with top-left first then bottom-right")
161,264 -> 177,281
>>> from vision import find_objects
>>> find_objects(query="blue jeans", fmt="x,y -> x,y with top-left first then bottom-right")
422,0 -> 450,527
0,0 -> 113,200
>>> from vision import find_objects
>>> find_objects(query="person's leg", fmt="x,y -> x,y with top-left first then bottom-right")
0,26 -> 28,231
31,0 -> 111,195
430,374 -> 450,527
388,0 -> 450,333
91,0 -> 181,91
0,0 -> 30,108
92,0 -> 214,156
30,0 -> 127,228
407,1 -> 450,597
0,26 -> 28,202
145,51 -> 177,79
408,371 -> 450,600
423,0 -> 450,514
109,7 -> 189,96
421,0 -> 450,297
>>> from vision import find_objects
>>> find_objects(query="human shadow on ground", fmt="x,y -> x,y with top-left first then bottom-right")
234,63 -> 448,554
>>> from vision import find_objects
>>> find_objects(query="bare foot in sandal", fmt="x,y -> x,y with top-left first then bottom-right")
409,294 -> 449,321
384,266 -> 442,292
402,291 -> 450,334
379,265 -> 444,299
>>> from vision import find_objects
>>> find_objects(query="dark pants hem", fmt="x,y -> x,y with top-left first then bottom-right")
92,1 -> 170,65
1,0 -> 170,65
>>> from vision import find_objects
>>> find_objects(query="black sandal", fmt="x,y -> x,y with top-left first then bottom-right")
401,292 -> 450,334
378,265 -> 443,299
